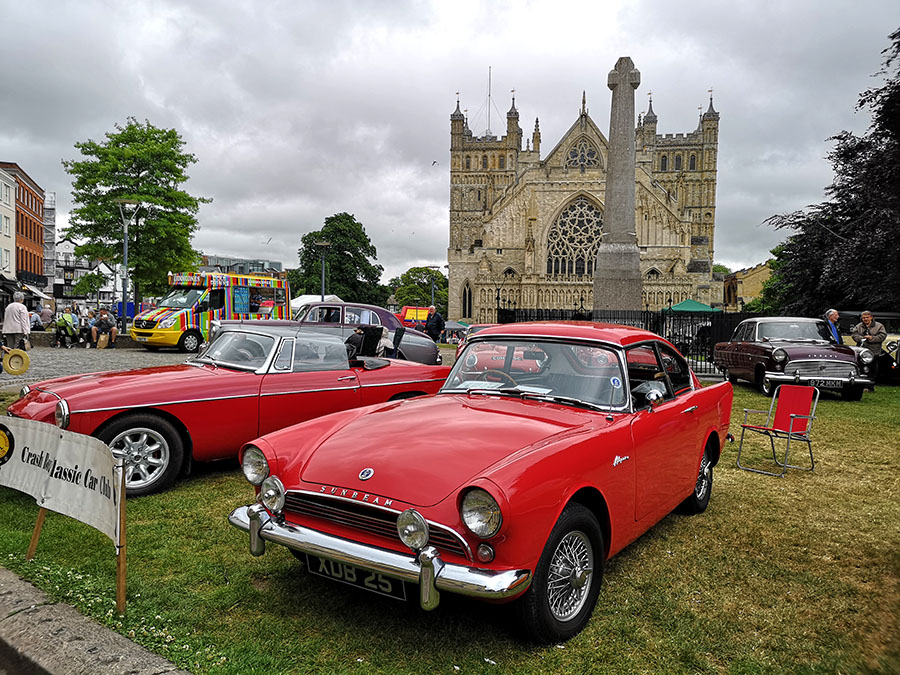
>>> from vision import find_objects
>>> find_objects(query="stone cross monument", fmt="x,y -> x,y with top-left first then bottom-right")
593,56 -> 643,311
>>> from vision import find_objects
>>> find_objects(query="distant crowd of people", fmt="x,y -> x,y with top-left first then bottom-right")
1,295 -> 120,350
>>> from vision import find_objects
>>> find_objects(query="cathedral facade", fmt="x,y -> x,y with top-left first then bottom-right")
447,92 -> 722,322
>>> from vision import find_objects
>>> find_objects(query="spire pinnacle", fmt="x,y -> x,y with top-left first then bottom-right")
644,91 -> 657,123
581,91 -> 587,115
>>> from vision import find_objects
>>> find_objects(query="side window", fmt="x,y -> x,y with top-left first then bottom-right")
292,339 -> 349,373
307,306 -> 341,323
273,338 -> 294,371
626,345 -> 671,406
345,307 -> 363,324
361,309 -> 381,325
208,289 -> 225,311
657,344 -> 691,395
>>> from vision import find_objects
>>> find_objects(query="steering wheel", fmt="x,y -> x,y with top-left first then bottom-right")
476,369 -> 518,386
232,347 -> 255,362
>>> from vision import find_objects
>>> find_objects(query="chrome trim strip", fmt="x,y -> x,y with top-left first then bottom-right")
259,386 -> 359,397
360,378 -> 446,389
72,392 -> 258,414
229,504 -> 531,607
31,386 -> 62,402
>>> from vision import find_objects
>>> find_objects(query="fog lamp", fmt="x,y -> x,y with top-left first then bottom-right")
241,445 -> 270,485
397,509 -> 429,551
476,543 -> 495,563
259,475 -> 285,513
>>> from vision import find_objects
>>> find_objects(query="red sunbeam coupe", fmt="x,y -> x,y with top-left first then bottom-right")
229,322 -> 733,643
8,326 -> 449,495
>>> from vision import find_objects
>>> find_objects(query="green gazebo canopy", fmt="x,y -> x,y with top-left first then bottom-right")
665,299 -> 723,313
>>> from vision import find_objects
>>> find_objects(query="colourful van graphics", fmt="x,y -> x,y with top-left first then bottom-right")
130,273 -> 290,352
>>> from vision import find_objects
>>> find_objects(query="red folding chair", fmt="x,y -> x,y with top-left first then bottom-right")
736,385 -> 819,477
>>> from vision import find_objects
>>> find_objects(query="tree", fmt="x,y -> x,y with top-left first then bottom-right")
295,213 -> 388,305
712,263 -> 732,276
762,29 -> 900,314
62,118 -> 209,301
389,266 -> 448,316
71,270 -> 106,305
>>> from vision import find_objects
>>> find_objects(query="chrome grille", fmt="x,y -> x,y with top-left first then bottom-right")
785,360 -> 858,378
134,319 -> 157,329
283,492 -> 469,559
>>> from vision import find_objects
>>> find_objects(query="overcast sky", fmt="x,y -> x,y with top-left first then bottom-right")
2,0 -> 898,282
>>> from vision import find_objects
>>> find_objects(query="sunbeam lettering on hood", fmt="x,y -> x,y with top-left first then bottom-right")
318,485 -> 393,507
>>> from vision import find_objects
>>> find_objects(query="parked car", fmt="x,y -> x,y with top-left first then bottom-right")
214,301 -> 441,366
229,322 -> 732,643
8,326 -> 450,495
713,316 -> 875,399
837,310 -> 900,382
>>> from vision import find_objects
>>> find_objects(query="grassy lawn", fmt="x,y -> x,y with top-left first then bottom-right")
0,385 -> 898,674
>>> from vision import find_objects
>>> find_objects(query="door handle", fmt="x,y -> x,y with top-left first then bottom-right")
337,375 -> 356,381
682,406 -> 698,414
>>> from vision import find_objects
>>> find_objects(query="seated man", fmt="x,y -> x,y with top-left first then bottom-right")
54,307 -> 78,348
91,308 -> 118,348
345,325 -> 365,359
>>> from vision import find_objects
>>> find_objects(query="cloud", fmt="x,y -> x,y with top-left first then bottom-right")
1,0 -> 896,282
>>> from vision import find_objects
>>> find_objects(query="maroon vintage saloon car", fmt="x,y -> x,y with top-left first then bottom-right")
229,322 -> 733,643
713,317 -> 874,399
8,326 -> 450,495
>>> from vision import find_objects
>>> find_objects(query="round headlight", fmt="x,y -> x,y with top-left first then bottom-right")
54,400 -> 70,429
397,509 -> 429,551
772,348 -> 787,363
259,475 -> 285,513
18,385 -> 30,399
859,350 -> 874,364
886,340 -> 898,353
241,445 -> 269,485
460,488 -> 502,538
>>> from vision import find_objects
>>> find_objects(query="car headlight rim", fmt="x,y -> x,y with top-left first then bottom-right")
259,475 -> 285,513
772,348 -> 787,363
19,385 -> 30,400
159,315 -> 179,329
241,445 -> 270,486
460,488 -> 503,539
397,509 -> 430,551
54,400 -> 70,429
859,350 -> 874,364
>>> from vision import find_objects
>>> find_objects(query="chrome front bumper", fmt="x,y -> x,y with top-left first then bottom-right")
228,504 -> 531,610
764,371 -> 873,389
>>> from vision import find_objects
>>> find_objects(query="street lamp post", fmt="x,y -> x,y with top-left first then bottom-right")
112,199 -> 142,336
425,264 -> 441,307
314,241 -> 331,301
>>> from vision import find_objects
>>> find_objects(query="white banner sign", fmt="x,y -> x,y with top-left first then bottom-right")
0,418 -> 121,546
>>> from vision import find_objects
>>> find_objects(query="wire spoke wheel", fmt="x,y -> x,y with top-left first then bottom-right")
546,530 -> 594,622
695,453 -> 711,501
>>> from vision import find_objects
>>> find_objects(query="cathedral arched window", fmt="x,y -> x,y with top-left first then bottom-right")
545,196 -> 604,278
499,155 -> 505,169
674,154 -> 682,171
565,138 -> 602,173
646,268 -> 661,281
660,155 -> 668,172
482,155 -> 488,169
462,282 -> 473,318
689,154 -> 696,171
465,156 -> 471,170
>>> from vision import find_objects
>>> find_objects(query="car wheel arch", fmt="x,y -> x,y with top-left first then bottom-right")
94,407 -> 193,476
703,430 -> 721,467
566,486 -> 612,561
388,391 -> 426,401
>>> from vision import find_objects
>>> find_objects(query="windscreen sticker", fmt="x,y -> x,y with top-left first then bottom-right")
610,376 -> 622,389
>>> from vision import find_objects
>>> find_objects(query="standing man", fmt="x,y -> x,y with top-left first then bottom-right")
824,309 -> 842,344
424,305 -> 445,343
2,291 -> 30,350
851,310 -> 886,385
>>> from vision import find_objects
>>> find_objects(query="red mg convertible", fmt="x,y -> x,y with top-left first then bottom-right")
8,326 -> 449,495
229,323 -> 733,643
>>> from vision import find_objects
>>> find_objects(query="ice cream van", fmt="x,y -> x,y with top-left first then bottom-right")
130,272 -> 291,352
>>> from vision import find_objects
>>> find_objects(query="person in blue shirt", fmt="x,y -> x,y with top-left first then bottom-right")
824,309 -> 842,344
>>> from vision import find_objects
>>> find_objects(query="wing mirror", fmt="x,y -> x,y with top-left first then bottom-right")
646,390 -> 663,409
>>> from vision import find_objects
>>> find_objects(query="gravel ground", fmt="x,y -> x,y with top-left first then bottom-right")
1,345 -> 192,393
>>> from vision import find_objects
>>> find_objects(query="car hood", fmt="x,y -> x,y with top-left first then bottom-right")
768,341 -> 857,361
298,394 -> 596,507
22,363 -> 254,410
